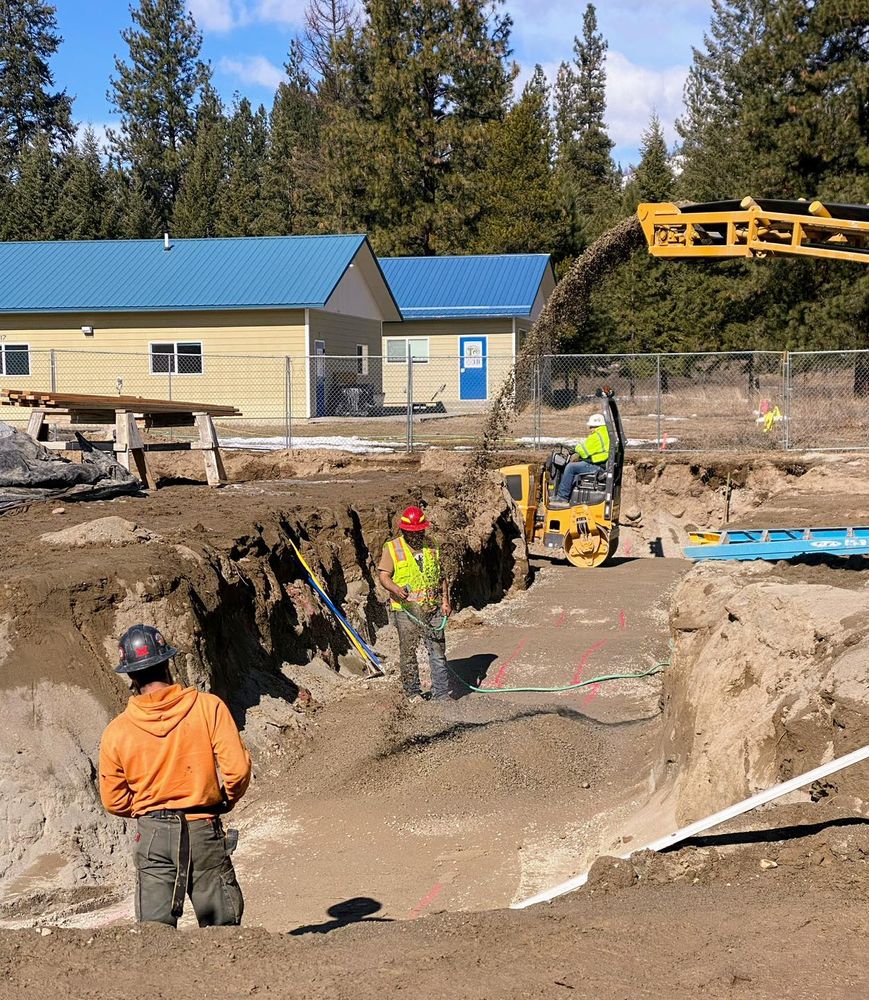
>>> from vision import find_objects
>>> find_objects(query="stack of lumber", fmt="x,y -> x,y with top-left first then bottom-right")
1,389 -> 240,417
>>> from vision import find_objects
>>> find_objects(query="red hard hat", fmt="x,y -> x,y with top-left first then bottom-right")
399,505 -> 431,532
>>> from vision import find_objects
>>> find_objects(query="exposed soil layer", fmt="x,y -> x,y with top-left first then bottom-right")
2,448 -> 868,996
0,461 -> 524,910
2,828 -> 868,1000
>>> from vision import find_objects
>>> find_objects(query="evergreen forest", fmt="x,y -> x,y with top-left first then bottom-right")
1,0 -> 866,351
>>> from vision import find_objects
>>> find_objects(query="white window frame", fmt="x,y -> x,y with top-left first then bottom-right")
0,341 -> 32,377
385,336 -> 430,364
149,340 -> 204,376
356,343 -> 369,376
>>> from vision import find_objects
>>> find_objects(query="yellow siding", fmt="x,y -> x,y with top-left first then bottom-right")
307,309 -> 385,418
0,309 -> 307,420
381,319 -> 515,406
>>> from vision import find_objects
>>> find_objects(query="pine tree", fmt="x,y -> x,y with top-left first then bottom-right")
260,40 -> 323,235
676,0 -> 770,200
321,0 -> 515,255
625,113 -> 673,207
553,4 -> 617,255
108,0 -> 209,227
4,132 -> 62,238
597,113 -> 678,354
472,66 -> 560,254
217,97 -> 267,236
106,163 -> 162,238
56,129 -> 114,238
0,0 -> 73,162
303,0 -> 360,103
173,83 -> 227,237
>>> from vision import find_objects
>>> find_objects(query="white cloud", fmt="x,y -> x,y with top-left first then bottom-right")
252,0 -> 307,24
604,50 -> 687,158
188,0 -> 252,32
218,54 -> 285,89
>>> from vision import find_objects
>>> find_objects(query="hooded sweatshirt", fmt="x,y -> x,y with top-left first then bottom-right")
98,684 -> 251,819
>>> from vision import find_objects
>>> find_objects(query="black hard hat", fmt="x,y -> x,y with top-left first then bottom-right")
116,624 -> 178,674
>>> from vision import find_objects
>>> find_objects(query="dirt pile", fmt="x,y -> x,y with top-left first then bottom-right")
0,471 -> 526,920
656,558 -> 869,824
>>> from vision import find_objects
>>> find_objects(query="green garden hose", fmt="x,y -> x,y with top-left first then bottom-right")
445,660 -> 669,694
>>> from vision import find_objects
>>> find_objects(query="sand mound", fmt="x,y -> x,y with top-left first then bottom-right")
41,517 -> 160,548
658,558 -> 869,823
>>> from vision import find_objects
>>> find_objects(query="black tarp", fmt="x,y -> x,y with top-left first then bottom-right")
0,420 -> 140,513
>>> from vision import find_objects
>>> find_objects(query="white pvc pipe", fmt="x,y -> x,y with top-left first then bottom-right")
512,742 -> 869,909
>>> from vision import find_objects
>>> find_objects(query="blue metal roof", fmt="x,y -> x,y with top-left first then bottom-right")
378,253 -> 553,320
0,235 -> 371,313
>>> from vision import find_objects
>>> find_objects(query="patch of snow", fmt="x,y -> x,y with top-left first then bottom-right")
222,435 -> 398,454
515,436 -> 679,447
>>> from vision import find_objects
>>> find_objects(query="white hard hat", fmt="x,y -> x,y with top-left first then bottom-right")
587,413 -> 605,428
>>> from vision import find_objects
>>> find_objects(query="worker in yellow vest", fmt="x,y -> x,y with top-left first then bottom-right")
378,506 -> 451,703
555,412 -> 611,504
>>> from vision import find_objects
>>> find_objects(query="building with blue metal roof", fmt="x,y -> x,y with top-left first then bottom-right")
0,237 -> 556,421
379,253 -> 555,405
0,234 -> 401,420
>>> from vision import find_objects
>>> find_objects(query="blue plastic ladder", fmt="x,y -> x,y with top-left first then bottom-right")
684,526 -> 869,561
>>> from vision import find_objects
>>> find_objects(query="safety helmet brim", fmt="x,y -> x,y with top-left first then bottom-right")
114,647 -> 178,674
400,521 -> 431,532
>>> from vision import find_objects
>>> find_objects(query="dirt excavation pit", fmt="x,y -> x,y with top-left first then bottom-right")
1,448 -> 869,997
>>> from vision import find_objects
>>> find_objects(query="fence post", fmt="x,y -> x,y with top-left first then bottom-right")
168,361 -> 172,402
50,349 -> 57,392
782,350 -> 790,450
406,344 -> 414,452
284,356 -> 292,450
533,356 -> 542,449
655,354 -> 662,446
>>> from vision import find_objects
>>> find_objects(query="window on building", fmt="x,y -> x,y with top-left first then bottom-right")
150,341 -> 203,375
386,337 -> 429,363
0,343 -> 31,376
356,344 -> 369,376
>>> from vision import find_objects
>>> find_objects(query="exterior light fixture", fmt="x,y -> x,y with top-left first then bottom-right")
81,325 -> 94,336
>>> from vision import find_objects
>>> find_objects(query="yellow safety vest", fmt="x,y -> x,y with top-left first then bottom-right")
386,536 -> 442,611
575,425 -> 610,464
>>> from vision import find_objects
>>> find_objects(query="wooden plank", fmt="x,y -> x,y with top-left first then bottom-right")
194,412 -> 227,487
1,388 -> 240,417
26,410 -> 47,442
115,410 -> 154,489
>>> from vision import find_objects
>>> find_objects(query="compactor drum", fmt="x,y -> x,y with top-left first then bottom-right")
502,388 -> 626,569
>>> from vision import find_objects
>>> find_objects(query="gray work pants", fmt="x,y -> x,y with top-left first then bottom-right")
392,607 -> 449,699
134,814 -> 243,927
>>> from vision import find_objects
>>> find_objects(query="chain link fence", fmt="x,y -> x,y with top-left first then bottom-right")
1,347 -> 866,453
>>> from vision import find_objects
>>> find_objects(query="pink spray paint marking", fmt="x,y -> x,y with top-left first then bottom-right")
618,609 -> 627,631
569,638 -> 607,687
408,882 -> 443,919
484,635 -> 530,689
555,609 -> 567,628
582,682 -> 603,707
624,539 -> 633,558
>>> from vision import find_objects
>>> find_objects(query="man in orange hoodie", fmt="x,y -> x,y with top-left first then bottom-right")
99,624 -> 252,927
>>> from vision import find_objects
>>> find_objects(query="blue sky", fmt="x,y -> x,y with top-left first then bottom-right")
54,0 -> 712,166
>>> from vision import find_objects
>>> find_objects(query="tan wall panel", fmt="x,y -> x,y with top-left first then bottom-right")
381,321 -> 515,407
308,310 -> 384,418
0,310 -> 307,420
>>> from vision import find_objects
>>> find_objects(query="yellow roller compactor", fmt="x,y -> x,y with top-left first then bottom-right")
501,389 -> 626,569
